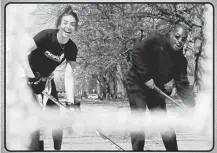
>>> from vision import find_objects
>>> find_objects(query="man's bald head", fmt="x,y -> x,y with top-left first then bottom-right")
169,24 -> 189,51
174,24 -> 189,36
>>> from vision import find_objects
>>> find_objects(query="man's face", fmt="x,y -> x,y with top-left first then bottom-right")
58,15 -> 76,38
170,26 -> 188,51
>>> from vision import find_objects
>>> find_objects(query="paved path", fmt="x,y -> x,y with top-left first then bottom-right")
42,100 -> 213,151
42,129 -> 213,151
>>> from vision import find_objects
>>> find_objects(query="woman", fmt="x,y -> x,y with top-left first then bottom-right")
22,5 -> 80,151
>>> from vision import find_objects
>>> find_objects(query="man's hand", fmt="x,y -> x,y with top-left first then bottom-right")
164,79 -> 174,94
145,79 -> 155,89
171,88 -> 177,97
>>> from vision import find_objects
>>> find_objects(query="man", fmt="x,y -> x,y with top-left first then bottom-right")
125,23 -> 195,151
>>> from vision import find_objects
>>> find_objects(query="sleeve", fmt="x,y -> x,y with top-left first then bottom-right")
33,29 -> 50,49
65,41 -> 78,61
174,57 -> 195,107
131,34 -> 157,83
131,49 -> 151,83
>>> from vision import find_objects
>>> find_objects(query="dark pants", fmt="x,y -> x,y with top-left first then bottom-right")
126,83 -> 178,151
28,79 -> 63,151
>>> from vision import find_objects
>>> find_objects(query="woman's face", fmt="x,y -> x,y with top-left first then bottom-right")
58,15 -> 76,38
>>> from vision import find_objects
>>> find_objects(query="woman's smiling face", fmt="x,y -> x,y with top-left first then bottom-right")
58,15 -> 76,38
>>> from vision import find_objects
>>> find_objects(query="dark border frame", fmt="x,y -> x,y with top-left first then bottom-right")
3,2 -> 215,152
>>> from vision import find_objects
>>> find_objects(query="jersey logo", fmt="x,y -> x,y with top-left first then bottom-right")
44,51 -> 65,63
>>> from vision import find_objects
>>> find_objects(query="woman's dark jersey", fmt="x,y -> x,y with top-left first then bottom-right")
28,29 -> 78,77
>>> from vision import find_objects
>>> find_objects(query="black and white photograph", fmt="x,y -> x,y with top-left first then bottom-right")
4,2 -> 214,152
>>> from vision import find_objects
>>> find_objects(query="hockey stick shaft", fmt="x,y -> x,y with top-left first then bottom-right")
42,91 -> 70,112
42,91 -> 124,151
95,131 -> 124,151
153,86 -> 186,111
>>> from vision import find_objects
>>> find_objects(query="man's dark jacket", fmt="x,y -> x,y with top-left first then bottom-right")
126,33 -> 195,106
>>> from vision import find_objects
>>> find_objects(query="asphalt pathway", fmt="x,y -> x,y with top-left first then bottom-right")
42,99 -> 213,151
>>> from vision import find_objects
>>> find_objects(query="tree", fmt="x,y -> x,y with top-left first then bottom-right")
33,3 -> 207,99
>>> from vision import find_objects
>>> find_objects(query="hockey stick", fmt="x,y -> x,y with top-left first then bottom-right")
153,86 -> 186,111
42,91 -> 69,111
96,130 -> 124,151
42,91 -> 124,151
